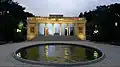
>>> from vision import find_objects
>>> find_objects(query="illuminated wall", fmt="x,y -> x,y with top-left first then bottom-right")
38,23 -> 74,36
39,24 -> 45,35
27,16 -> 86,40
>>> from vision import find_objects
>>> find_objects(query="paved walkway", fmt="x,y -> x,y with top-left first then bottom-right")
0,41 -> 120,67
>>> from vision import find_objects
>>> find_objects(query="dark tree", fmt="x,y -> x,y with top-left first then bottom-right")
82,3 -> 120,43
79,12 -> 84,17
0,0 -> 34,43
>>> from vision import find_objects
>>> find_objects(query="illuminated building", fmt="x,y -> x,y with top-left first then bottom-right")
27,14 -> 86,40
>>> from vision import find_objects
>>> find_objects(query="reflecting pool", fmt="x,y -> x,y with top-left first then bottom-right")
14,43 -> 104,64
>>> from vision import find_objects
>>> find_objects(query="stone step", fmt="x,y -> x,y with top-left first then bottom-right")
32,36 -> 80,41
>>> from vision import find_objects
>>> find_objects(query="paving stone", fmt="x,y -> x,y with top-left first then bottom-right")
0,40 -> 120,66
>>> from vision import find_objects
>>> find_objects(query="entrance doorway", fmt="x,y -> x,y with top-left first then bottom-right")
44,27 -> 48,36
65,27 -> 69,36
69,27 -> 74,36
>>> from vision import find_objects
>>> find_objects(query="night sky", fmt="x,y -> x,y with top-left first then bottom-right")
13,0 -> 119,16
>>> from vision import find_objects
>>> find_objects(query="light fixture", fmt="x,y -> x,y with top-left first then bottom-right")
17,29 -> 21,32
59,18 -> 64,20
93,30 -> 99,34
115,22 -> 118,26
51,18 -> 56,20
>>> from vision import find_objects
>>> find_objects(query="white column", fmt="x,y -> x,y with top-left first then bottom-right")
60,23 -> 62,36
52,23 -> 54,35
69,27 -> 71,36
68,24 -> 71,36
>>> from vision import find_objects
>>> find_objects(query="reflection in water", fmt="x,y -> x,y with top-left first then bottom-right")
94,51 -> 99,58
16,44 -> 102,63
16,53 -> 21,58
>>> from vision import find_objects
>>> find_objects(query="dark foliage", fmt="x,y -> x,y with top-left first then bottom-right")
0,0 -> 34,43
79,3 -> 120,42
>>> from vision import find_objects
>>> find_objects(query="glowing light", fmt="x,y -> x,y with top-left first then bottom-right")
115,22 -> 118,26
45,45 -> 48,57
45,45 -> 48,49
78,33 -> 85,40
17,29 -> 21,32
65,27 -> 68,30
93,30 -> 98,34
51,18 -> 56,20
58,18 -> 64,20
45,27 -> 48,29
64,48 -> 68,55
16,53 -> 21,57
7,11 -> 9,13
78,18 -> 81,20
28,35 -> 36,40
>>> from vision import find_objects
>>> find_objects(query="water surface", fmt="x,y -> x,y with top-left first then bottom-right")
16,43 -> 102,63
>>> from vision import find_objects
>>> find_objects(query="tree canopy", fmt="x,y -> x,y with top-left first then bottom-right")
79,3 -> 120,42
0,0 -> 34,42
